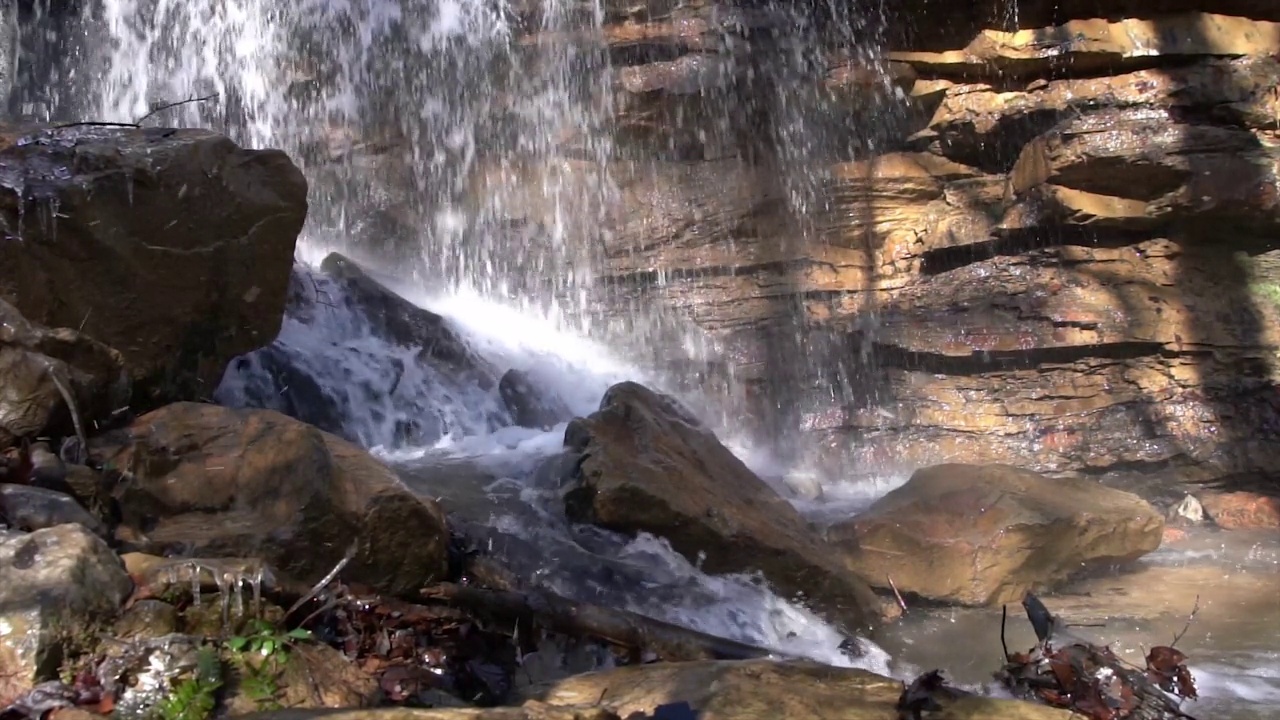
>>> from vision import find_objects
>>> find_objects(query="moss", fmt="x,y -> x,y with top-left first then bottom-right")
1249,281 -> 1280,312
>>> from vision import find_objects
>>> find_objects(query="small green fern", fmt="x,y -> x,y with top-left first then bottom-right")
152,647 -> 222,720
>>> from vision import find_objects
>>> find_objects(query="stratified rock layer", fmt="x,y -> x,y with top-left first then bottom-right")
512,7 -> 1280,484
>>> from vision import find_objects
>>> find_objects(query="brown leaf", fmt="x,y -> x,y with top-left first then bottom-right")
1175,665 -> 1199,700
1146,645 -> 1188,674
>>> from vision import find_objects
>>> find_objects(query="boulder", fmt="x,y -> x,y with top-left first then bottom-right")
0,524 -> 133,703
0,299 -> 129,450
0,123 -> 307,407
0,483 -> 106,536
829,464 -> 1165,606
562,381 -> 883,629
88,402 -> 450,596
532,659 -> 1075,720
1199,491 -> 1280,529
499,369 -> 572,430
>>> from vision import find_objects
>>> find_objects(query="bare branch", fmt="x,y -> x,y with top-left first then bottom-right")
134,93 -> 220,125
1171,594 -> 1201,648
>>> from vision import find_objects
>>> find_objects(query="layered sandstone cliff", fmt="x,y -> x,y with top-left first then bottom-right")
534,3 -> 1280,483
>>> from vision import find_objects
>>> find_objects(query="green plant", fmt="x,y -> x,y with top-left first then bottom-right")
223,620 -> 314,711
224,619 -> 312,658
153,647 -> 222,720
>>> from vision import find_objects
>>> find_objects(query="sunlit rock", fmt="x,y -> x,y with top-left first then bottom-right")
829,464 -> 1164,606
561,381 -> 883,630
88,402 -> 450,597
1200,491 -> 1280,529
533,658 -> 1076,719
0,123 -> 306,408
0,524 -> 132,702
890,13 -> 1280,80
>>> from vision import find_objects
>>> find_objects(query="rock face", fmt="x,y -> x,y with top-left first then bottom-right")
562,381 -> 882,629
498,5 -> 1280,485
0,523 -> 133,703
829,464 -> 1165,606
89,402 -> 451,596
0,124 -> 307,407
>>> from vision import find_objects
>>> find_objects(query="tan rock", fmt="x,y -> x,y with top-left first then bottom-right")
890,13 -> 1280,79
90,402 -> 449,597
830,464 -> 1164,606
0,123 -> 306,407
563,381 -> 882,629
533,659 -> 1075,720
241,703 -> 619,720
1200,491 -> 1280,529
0,524 -> 133,703
915,58 -> 1280,168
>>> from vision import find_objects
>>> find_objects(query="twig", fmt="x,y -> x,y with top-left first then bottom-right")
1170,594 -> 1201,648
52,121 -> 141,129
134,93 -> 220,125
285,540 -> 358,620
1000,604 -> 1010,661
886,575 -> 907,614
42,358 -> 88,461
50,93 -> 220,131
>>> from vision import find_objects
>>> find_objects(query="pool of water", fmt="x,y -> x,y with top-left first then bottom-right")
870,529 -> 1280,719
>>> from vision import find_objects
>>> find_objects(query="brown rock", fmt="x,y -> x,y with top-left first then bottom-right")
532,658 -> 1075,720
0,123 -> 307,407
0,524 -> 133,703
89,402 -> 450,596
563,381 -> 881,630
241,703 -> 620,720
223,643 -> 382,713
914,58 -> 1280,170
0,299 -> 129,450
830,464 -> 1164,606
1200,491 -> 1280,529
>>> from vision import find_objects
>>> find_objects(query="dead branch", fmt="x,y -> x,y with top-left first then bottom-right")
1000,604 -> 1010,661
1170,595 -> 1201,648
51,93 -> 220,131
886,575 -> 907,614
41,358 -> 87,462
285,540 -> 357,619
420,582 -> 776,663
134,93 -> 220,125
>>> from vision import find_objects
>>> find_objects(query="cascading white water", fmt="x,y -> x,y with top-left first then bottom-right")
46,0 -> 903,671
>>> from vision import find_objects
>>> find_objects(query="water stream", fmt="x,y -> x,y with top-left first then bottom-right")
11,0 -> 1279,716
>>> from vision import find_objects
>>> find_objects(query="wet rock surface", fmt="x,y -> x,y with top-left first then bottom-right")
0,299 -> 129,452
562,381 -> 882,630
501,0 -> 1280,487
533,659 -> 1075,720
0,524 -> 132,702
0,123 -> 306,408
88,402 -> 451,597
0,484 -> 106,536
830,464 -> 1165,606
